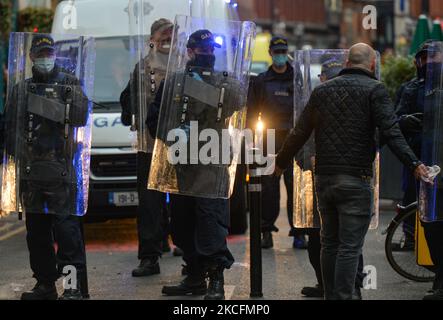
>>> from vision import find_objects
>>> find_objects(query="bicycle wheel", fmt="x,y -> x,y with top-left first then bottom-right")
385,210 -> 435,282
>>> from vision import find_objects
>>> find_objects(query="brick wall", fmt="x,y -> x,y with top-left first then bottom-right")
239,0 -> 326,23
410,0 -> 443,18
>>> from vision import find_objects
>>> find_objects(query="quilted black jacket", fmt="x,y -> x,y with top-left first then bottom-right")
276,67 -> 421,177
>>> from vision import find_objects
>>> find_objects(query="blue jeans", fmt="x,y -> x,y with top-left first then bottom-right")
315,174 -> 372,300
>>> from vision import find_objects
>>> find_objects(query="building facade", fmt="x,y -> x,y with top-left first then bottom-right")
238,0 -> 342,49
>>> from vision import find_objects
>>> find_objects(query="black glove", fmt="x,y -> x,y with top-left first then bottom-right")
69,88 -> 89,127
399,113 -> 423,133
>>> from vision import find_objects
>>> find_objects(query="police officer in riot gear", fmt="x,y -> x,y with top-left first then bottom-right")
394,41 -> 431,251
3,35 -> 89,300
120,18 -> 173,278
247,36 -> 306,249
147,30 -> 236,300
399,41 -> 443,300
421,43 -> 443,300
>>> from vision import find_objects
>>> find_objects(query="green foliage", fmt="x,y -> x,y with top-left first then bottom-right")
381,55 -> 416,99
18,7 -> 54,33
0,0 -> 12,41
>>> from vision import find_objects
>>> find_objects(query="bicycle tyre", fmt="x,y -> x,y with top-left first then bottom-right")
385,210 -> 435,283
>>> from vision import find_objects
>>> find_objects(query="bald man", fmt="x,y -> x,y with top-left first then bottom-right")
276,43 -> 430,300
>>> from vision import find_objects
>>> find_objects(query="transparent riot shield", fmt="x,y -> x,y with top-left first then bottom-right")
419,41 -> 443,222
128,0 -> 192,153
147,15 -> 256,198
52,0 -> 191,153
1,32 -> 95,217
293,49 -> 380,229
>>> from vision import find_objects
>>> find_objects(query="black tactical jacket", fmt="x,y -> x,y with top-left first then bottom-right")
276,67 -> 421,177
395,77 -> 425,157
4,66 -> 88,177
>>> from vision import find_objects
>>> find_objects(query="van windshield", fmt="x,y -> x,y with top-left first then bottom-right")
93,36 -> 135,108
56,36 -> 143,112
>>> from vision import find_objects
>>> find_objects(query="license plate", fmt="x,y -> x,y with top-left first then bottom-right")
109,192 -> 139,207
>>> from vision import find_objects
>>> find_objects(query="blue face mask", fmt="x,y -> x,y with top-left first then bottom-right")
272,54 -> 288,67
34,57 -> 55,73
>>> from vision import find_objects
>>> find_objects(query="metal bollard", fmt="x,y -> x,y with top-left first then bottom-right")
248,148 -> 263,298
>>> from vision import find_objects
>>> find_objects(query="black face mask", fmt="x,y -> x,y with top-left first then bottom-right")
190,54 -> 216,69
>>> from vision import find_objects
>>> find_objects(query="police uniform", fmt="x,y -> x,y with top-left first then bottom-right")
247,37 -> 304,244
147,30 -> 236,300
120,19 -> 173,275
412,42 -> 443,300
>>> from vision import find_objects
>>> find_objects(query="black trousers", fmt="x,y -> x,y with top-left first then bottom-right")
423,221 -> 443,290
25,213 -> 86,284
307,228 -> 365,289
136,152 -> 167,260
315,174 -> 372,300
261,163 -> 303,236
169,194 -> 234,277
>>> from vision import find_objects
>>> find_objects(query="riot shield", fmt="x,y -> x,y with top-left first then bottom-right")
147,15 -> 256,198
1,32 -> 95,217
127,0 -> 238,152
128,0 -> 192,153
419,41 -> 443,223
293,49 -> 380,229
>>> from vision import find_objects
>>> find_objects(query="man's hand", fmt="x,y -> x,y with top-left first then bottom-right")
274,165 -> 284,177
414,164 -> 431,184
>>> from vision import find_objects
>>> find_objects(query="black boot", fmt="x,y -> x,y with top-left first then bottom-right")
132,257 -> 160,277
204,267 -> 225,300
162,276 -> 207,296
423,289 -> 443,300
59,269 -> 85,300
59,287 -> 83,300
21,282 -> 58,300
261,232 -> 273,249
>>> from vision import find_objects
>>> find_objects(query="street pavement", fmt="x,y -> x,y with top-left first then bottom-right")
0,196 -> 432,300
